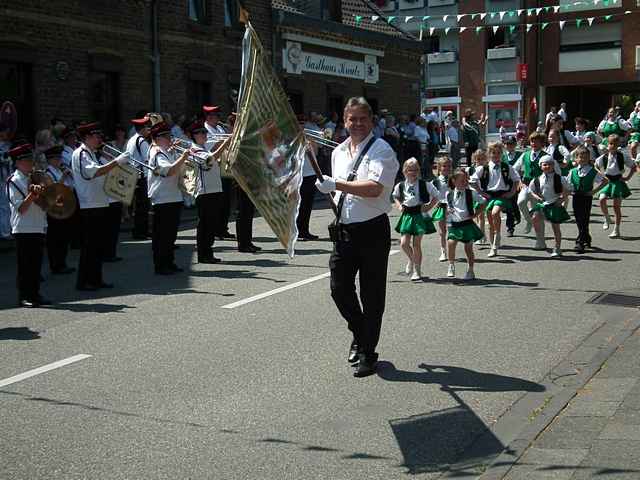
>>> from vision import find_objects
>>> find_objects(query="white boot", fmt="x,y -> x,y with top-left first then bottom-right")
534,234 -> 547,250
494,232 -> 501,248
609,224 -> 620,238
447,263 -> 455,278
603,215 -> 611,230
411,264 -> 422,281
405,261 -> 413,275
439,248 -> 447,262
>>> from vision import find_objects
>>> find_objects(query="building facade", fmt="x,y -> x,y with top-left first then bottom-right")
272,0 -> 423,118
0,0 -> 272,137
370,0 -> 639,140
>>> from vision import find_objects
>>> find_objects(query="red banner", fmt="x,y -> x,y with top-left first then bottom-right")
517,63 -> 528,81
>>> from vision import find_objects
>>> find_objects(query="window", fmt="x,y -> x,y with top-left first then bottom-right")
89,71 -> 120,135
424,36 -> 440,54
559,0 -> 621,12
487,27 -> 517,50
487,84 -> 519,96
487,102 -> 518,134
425,87 -> 459,99
559,22 -> 622,72
288,92 -> 304,115
224,0 -> 240,27
189,0 -> 207,23
187,80 -> 211,118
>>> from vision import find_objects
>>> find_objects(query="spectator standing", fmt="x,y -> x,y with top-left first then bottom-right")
447,119 -> 461,168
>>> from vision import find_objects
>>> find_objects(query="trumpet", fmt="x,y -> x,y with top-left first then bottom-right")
100,143 -> 156,172
304,128 -> 339,149
206,131 -> 232,143
170,138 -> 215,169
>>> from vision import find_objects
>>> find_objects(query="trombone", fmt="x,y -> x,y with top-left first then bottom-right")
304,128 -> 339,149
170,138 -> 215,169
100,143 -> 156,172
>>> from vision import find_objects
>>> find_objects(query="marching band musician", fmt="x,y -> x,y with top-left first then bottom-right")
125,116 -> 152,240
61,127 -> 78,170
72,122 -> 130,291
203,105 -> 235,240
6,144 -> 51,307
98,145 -> 125,263
147,121 -> 189,275
186,120 -> 224,264
44,145 -> 75,275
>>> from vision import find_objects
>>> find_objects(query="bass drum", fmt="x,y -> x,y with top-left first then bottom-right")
178,162 -> 198,196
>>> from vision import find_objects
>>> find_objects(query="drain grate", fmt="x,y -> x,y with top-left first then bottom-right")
588,293 -> 640,308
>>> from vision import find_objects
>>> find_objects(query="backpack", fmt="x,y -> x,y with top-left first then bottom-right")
480,162 -> 513,192
533,173 -> 562,196
398,179 -> 430,204
447,188 -> 474,216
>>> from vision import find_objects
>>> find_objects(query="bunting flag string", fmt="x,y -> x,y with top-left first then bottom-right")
354,0 -> 633,30
353,7 -> 636,37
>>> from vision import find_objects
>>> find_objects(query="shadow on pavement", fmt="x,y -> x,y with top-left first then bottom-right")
0,327 -> 41,341
378,362 -> 544,475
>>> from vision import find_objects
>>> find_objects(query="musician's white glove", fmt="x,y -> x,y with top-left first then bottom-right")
315,175 -> 336,194
115,152 -> 131,165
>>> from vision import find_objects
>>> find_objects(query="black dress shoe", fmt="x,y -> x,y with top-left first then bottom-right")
249,244 -> 262,251
52,266 -> 76,275
132,234 -> 150,240
198,257 -> 221,264
99,282 -> 114,289
574,243 -> 585,254
348,341 -> 359,364
103,256 -> 123,263
36,296 -> 52,306
218,231 -> 236,240
238,245 -> 259,253
353,353 -> 378,378
299,233 -> 319,241
19,299 -> 39,308
77,284 -> 99,291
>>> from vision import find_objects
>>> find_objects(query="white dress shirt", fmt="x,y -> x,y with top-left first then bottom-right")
470,161 -> 520,192
331,132 -> 399,224
302,122 -> 322,177
204,122 -> 227,152
125,133 -> 150,170
595,151 -> 635,176
192,141 -> 222,196
431,175 -> 448,201
528,173 -> 568,203
147,145 -> 183,205
444,188 -> 485,223
71,144 -> 109,209
392,179 -> 439,207
7,170 -> 47,234
62,145 -> 75,169
558,108 -> 567,122
45,165 -> 74,188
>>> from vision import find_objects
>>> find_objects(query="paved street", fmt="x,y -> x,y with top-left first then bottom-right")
1,179 -> 639,480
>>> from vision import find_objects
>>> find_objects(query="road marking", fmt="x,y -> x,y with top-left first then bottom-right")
222,250 -> 400,309
0,354 -> 92,388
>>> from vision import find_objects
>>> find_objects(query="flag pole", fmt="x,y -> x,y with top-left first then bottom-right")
305,147 -> 339,217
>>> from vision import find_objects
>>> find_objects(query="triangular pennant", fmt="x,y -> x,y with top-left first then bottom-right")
457,14 -> 465,22
480,13 -> 487,20
499,11 -> 506,20
429,27 -> 436,36
527,8 -> 534,16
471,13 -> 478,20
475,26 -> 483,35
559,20 -> 566,30
526,23 -> 533,32
587,17 -> 595,25
509,10 -> 516,17
535,8 -> 543,15
387,16 -> 396,24
625,10 -> 632,14
442,15 -> 448,22
445,27 -> 451,34
541,22 -> 549,30
576,18 -> 583,28
544,6 -> 552,12
422,15 -> 430,21
371,15 -> 379,22
517,9 -> 524,15
419,26 -> 423,41
354,15 -> 363,25
509,25 -> 517,34
460,26 -> 467,33
490,12 -> 497,19
594,0 -> 601,4
604,15 -> 612,21
553,5 -> 560,13
405,16 -> 413,23
493,25 -> 500,34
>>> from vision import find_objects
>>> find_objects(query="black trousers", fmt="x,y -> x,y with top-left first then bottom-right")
196,192 -> 224,260
105,202 -> 123,259
69,191 -> 82,249
573,194 -> 593,246
465,143 -> 479,167
236,188 -> 255,248
15,233 -> 44,302
506,197 -> 521,231
152,202 -> 182,271
329,214 -> 391,356
77,207 -> 109,288
296,175 -> 317,236
216,177 -> 234,236
46,215 -> 71,271
133,176 -> 150,237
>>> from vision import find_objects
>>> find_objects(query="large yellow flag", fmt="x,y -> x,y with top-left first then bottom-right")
223,21 -> 305,257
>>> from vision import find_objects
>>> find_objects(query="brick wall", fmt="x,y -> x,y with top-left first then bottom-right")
458,0 -> 486,117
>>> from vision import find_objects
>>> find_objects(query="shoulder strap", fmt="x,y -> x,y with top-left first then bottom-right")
465,189 -> 474,216
136,136 -> 145,156
615,151 -> 624,171
418,179 -> 429,203
334,136 -> 376,221
7,178 -> 27,200
447,190 -> 454,206
398,182 -> 404,202
553,173 -> 562,194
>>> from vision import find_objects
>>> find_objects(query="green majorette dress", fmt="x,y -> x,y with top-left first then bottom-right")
446,189 -> 484,243
430,175 -> 448,222
476,163 -> 514,211
529,174 -> 570,224
599,120 -> 626,147
628,114 -> 640,144
394,180 -> 437,236
598,152 -> 631,199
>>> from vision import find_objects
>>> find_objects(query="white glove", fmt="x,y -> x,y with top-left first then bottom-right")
115,152 -> 131,165
543,200 -> 554,207
315,175 -> 336,194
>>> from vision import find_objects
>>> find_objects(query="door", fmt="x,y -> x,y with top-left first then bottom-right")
0,60 -> 34,138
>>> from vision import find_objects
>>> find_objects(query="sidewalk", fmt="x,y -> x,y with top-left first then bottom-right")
486,302 -> 640,479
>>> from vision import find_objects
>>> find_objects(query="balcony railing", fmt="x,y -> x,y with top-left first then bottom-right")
485,56 -> 519,83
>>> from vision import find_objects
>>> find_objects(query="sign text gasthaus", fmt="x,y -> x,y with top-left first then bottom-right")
283,42 -> 379,84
